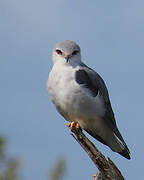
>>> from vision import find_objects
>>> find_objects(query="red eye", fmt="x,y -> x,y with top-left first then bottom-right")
56,49 -> 62,55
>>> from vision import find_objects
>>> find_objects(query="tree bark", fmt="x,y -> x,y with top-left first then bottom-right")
68,125 -> 125,180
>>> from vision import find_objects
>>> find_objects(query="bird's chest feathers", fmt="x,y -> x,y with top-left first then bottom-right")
48,64 -> 105,118
48,64 -> 79,108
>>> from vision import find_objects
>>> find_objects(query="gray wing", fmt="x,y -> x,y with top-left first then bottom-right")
76,63 -> 130,152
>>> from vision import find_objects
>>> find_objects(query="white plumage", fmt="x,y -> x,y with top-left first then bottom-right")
47,40 -> 130,159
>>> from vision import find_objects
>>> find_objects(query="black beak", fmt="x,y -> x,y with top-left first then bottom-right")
65,56 -> 70,63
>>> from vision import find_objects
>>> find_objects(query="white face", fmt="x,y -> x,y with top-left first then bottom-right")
52,40 -> 81,65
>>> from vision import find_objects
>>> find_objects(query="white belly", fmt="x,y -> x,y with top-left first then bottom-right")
47,63 -> 106,123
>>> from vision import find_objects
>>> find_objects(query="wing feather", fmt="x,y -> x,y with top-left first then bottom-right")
78,63 -> 130,153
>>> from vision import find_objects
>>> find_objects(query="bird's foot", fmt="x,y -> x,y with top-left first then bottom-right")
66,122 -> 82,133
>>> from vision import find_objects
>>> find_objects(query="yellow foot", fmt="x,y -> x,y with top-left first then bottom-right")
66,122 -> 82,132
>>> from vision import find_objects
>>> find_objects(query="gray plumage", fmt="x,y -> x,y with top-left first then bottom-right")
47,40 -> 130,159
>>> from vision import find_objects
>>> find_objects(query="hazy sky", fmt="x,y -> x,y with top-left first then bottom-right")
0,0 -> 144,179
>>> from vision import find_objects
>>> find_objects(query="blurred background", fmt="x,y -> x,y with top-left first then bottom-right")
0,0 -> 144,179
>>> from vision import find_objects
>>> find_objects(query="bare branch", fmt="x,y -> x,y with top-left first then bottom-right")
69,125 -> 125,180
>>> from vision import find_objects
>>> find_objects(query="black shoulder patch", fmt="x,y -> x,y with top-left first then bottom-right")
75,69 -> 98,97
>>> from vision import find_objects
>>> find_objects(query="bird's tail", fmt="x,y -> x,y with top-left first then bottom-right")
108,133 -> 131,160
85,128 -> 130,160
118,147 -> 130,159
112,127 -> 131,159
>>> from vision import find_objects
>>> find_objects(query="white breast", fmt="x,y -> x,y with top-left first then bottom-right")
47,62 -> 106,122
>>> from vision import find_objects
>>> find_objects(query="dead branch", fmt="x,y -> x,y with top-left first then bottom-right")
68,125 -> 125,180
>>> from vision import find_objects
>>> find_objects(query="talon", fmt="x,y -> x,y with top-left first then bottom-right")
66,122 -> 71,127
71,122 -> 75,130
76,122 -> 80,129
66,121 -> 82,132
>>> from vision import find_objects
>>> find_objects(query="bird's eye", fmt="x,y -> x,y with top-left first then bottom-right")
72,50 -> 79,56
56,49 -> 62,55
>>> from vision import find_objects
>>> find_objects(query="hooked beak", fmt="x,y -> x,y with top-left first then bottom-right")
65,55 -> 71,63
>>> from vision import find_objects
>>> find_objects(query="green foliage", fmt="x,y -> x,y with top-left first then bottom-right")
0,136 -> 20,180
0,136 -> 66,180
0,137 -> 5,160
49,158 -> 66,180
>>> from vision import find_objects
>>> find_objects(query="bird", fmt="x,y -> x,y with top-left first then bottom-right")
47,40 -> 130,160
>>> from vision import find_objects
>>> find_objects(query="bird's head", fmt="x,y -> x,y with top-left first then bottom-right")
52,40 -> 81,66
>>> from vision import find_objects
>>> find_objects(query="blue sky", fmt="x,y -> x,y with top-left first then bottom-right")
0,0 -> 144,179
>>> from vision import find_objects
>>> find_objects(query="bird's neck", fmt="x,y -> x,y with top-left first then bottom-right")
54,59 -> 82,69
69,60 -> 81,68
